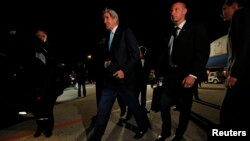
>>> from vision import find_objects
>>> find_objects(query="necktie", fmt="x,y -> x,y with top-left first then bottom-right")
175,26 -> 180,37
168,27 -> 179,68
108,32 -> 114,50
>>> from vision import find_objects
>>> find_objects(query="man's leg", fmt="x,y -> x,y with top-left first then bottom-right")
89,87 -> 117,140
119,86 -> 149,137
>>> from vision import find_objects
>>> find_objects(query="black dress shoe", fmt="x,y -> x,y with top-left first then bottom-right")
155,136 -> 166,141
195,98 -> 201,101
117,119 -> 124,126
91,115 -> 97,122
143,108 -> 150,113
125,115 -> 132,121
33,130 -> 42,137
44,131 -> 52,137
155,133 -> 171,141
173,106 -> 180,111
133,129 -> 147,139
172,135 -> 182,141
88,135 -> 102,141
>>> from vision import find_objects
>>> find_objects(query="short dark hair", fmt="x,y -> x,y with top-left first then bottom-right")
170,0 -> 189,8
224,0 -> 245,7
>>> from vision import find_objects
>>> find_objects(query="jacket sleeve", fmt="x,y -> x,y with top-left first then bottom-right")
121,28 -> 140,75
191,23 -> 210,79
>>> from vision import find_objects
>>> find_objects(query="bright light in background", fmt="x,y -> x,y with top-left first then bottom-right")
18,111 -> 35,117
87,54 -> 92,60
18,111 -> 27,115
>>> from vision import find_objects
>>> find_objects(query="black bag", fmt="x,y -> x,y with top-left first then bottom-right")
150,86 -> 163,112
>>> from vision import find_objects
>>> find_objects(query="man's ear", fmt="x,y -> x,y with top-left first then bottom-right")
183,8 -> 187,15
44,34 -> 48,42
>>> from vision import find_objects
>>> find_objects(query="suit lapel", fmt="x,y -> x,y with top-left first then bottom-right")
176,21 -> 189,41
110,27 -> 121,52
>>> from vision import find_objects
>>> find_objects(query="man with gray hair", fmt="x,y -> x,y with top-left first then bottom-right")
88,8 -> 149,141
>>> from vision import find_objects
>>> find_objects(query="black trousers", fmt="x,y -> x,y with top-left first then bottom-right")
78,80 -> 86,97
220,79 -> 249,131
159,77 -> 193,137
34,91 -> 57,133
90,82 -> 148,140
126,82 -> 148,118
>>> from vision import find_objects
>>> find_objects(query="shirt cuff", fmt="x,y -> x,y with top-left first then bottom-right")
189,74 -> 197,79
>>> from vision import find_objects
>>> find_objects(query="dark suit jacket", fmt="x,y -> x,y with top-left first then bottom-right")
29,39 -> 68,96
135,54 -> 152,87
228,8 -> 250,80
102,26 -> 140,86
158,21 -> 210,81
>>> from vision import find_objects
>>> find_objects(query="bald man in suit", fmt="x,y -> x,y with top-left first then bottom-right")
155,1 -> 210,141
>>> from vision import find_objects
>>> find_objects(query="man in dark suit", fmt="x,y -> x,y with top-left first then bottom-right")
220,0 -> 249,132
125,46 -> 151,120
136,46 -> 151,113
155,1 -> 210,141
88,8 -> 149,141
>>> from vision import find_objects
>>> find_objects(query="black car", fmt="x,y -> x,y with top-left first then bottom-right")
0,53 -> 35,128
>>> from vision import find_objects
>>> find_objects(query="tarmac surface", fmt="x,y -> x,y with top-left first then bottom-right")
0,83 -> 226,141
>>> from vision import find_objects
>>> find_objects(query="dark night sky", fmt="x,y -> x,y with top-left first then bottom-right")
1,0 -> 229,67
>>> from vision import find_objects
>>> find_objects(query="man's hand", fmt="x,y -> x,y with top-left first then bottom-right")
113,70 -> 124,79
225,76 -> 237,89
182,75 -> 196,88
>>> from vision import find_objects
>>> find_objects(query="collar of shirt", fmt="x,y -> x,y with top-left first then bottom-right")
110,25 -> 118,34
175,20 -> 186,30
